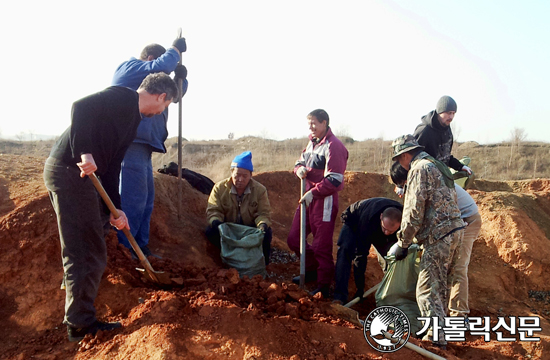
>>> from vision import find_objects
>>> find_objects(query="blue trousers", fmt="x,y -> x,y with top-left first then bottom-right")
117,143 -> 154,249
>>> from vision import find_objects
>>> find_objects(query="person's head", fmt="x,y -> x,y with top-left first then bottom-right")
137,73 -> 178,117
380,207 -> 402,236
436,95 -> 457,127
230,151 -> 253,194
391,134 -> 424,171
140,44 -> 166,61
307,109 -> 329,140
390,161 -> 409,187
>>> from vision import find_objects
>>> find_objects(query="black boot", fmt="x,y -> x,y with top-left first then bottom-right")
67,321 -> 122,342
292,270 -> 317,285
309,284 -> 330,298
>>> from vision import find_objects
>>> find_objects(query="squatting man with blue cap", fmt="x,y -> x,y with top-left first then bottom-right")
205,151 -> 273,264
390,134 -> 465,350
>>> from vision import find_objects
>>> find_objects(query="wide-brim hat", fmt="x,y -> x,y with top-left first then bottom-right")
391,135 -> 424,161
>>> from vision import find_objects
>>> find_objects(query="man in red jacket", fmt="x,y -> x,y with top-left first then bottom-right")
287,109 -> 349,297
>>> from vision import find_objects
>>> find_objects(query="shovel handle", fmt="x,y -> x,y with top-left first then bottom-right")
299,177 -> 306,288
176,26 -> 184,220
381,331 -> 446,360
88,173 -> 160,282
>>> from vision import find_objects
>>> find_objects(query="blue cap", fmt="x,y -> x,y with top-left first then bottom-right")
231,151 -> 253,172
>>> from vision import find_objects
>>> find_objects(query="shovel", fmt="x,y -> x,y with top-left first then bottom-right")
176,26 -> 184,221
299,177 -> 307,288
381,330 -> 446,360
89,173 -> 173,285
330,282 -> 381,326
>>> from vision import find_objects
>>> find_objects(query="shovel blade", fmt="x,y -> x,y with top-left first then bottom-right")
136,268 -> 173,285
330,304 -> 362,327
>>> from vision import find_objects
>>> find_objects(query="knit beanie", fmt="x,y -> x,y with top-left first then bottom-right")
231,151 -> 253,172
436,96 -> 457,114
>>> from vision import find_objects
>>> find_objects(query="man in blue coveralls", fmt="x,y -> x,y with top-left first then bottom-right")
112,35 -> 188,258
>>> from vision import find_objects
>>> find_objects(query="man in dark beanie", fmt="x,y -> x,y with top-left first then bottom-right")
413,95 -> 471,174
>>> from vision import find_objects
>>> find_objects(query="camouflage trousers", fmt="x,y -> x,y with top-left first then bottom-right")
417,228 -> 464,345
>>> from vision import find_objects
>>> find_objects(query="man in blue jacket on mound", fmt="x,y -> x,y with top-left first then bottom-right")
112,35 -> 188,258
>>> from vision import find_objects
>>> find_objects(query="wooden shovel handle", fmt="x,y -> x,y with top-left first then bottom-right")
88,173 -> 159,280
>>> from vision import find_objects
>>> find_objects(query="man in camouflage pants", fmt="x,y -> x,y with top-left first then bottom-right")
390,135 -> 465,349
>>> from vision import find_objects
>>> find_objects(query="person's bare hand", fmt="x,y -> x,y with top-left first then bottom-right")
77,153 -> 97,178
110,210 -> 130,230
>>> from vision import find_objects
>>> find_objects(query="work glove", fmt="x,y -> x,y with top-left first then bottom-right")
258,223 -> 268,232
394,245 -> 409,261
172,36 -> 187,53
172,65 -> 188,104
462,165 -> 472,175
174,64 -> 188,81
296,166 -> 308,179
394,185 -> 404,198
299,190 -> 314,207
211,219 -> 222,230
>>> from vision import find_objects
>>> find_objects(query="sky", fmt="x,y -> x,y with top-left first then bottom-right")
1,0 -> 549,144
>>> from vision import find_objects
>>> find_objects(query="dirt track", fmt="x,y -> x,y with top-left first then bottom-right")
1,154 -> 550,360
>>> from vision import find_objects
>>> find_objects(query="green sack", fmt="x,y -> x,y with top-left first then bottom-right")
375,244 -> 423,335
218,223 -> 266,278
450,156 -> 475,189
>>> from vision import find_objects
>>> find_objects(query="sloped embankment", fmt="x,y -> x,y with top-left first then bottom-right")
0,154 -> 549,359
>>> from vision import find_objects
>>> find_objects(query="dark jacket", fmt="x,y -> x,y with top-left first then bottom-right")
49,86 -> 141,209
340,197 -> 403,255
413,110 -> 463,171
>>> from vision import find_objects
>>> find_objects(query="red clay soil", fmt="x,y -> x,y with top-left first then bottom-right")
1,154 -> 550,360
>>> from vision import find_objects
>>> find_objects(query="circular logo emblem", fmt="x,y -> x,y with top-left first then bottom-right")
363,306 -> 410,353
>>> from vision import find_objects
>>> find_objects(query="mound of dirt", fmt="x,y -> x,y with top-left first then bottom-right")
1,154 -> 550,359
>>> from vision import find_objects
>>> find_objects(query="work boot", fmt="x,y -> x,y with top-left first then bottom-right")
67,321 -> 122,342
292,271 -> 317,285
422,333 -> 447,351
309,284 -> 330,298
332,293 -> 348,304
432,342 -> 447,351
352,288 -> 365,303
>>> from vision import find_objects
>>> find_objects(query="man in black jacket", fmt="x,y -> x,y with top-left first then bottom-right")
333,198 -> 403,304
44,73 -> 178,342
413,95 -> 471,174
